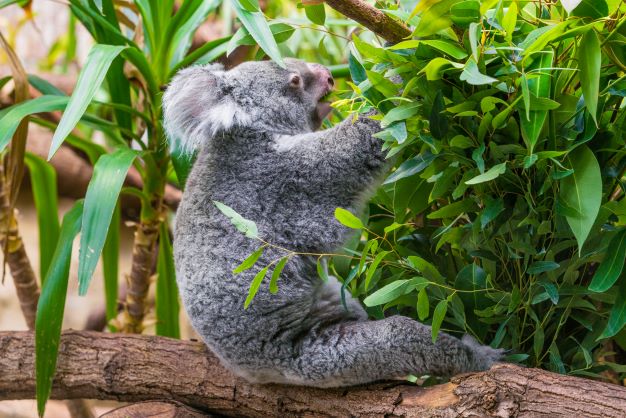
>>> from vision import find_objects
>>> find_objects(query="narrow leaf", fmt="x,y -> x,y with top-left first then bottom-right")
244,266 -> 269,309
560,145 -> 601,253
578,30 -> 601,125
431,300 -> 448,343
35,201 -> 84,417
156,221 -> 180,338
269,257 -> 288,294
465,163 -> 507,185
24,153 -> 60,280
233,246 -> 264,274
334,207 -> 364,229
49,44 -> 126,159
589,230 -> 626,292
78,148 -> 138,295
363,279 -> 412,307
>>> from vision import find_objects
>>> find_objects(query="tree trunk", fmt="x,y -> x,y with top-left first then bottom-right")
1,330 -> 625,417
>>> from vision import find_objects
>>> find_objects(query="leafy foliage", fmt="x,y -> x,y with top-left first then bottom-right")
327,0 -> 626,377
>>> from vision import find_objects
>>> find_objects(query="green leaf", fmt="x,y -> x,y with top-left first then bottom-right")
156,221 -> 180,339
383,152 -> 436,184
230,0 -> 285,67
417,287 -> 430,320
0,95 -> 67,153
465,162 -> 507,185
49,44 -> 126,159
571,0 -> 608,18
427,199 -> 478,219
519,51 -> 554,152
589,229 -> 626,292
454,264 -> 488,311
35,200 -> 84,417
233,246 -> 265,274
413,0 -> 463,37
305,3 -> 325,25
102,203 -> 119,332
381,102 -> 420,127
578,30 -> 601,125
365,251 -> 390,291
560,145 -> 601,253
431,300 -> 448,343
429,90 -> 448,139
213,201 -> 258,238
269,257 -> 288,294
598,278 -> 626,339
460,59 -> 498,86
527,261 -> 560,275
78,148 -> 138,295
317,258 -> 329,282
24,153 -> 60,280
244,266 -> 269,309
334,207 -> 364,229
420,40 -> 468,60
363,279 -> 412,307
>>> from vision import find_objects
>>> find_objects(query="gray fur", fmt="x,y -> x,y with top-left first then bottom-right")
164,59 -> 503,388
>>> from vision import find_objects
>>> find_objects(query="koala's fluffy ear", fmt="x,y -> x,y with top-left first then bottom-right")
163,63 -> 248,153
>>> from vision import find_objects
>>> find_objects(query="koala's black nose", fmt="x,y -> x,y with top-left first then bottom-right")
328,77 -> 334,87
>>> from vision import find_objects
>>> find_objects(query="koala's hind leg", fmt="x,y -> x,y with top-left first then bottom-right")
285,315 -> 503,388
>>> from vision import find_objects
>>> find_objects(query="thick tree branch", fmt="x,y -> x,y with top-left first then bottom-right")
324,0 -> 411,43
2,330 -> 626,417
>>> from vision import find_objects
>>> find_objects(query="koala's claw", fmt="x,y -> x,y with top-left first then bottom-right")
461,334 -> 506,371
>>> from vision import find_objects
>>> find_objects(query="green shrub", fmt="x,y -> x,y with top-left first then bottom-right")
329,0 -> 626,376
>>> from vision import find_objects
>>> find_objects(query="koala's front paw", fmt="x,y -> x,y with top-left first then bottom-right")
461,334 -> 506,371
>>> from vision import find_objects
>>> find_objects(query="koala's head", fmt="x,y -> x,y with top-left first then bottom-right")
163,58 -> 334,153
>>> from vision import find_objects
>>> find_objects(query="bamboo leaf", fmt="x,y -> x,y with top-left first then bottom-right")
35,200 -> 84,417
334,207 -> 364,229
363,279 -> 412,307
213,201 -> 258,238
589,229 -> 626,292
578,30 -> 601,125
417,287 -> 430,320
156,221 -> 180,338
244,266 -> 269,309
519,51 -> 554,152
431,299 -> 448,343
233,246 -> 264,274
78,149 -> 138,295
269,257 -> 288,294
364,251 -> 390,291
230,0 -> 285,67
102,203 -> 120,331
560,145 -> 601,253
465,162 -> 507,185
24,153 -> 60,280
49,44 -> 126,159
598,277 -> 626,340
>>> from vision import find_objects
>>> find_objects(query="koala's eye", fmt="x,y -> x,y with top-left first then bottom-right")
289,74 -> 301,87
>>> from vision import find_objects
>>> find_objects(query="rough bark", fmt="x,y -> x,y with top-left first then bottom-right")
324,0 -> 411,43
121,219 -> 160,333
101,401 -> 212,418
1,330 -> 626,417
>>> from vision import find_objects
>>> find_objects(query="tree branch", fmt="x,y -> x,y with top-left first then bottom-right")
324,0 -> 411,43
2,330 -> 626,417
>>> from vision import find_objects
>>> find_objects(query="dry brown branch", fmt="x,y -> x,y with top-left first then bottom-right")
324,0 -> 411,43
2,330 -> 626,417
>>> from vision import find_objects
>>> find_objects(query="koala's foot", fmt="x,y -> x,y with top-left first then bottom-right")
461,334 -> 506,371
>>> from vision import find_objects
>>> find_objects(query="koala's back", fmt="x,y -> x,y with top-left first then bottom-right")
173,136 -> 361,374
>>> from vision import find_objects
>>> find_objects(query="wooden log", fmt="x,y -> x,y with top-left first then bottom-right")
1,330 -> 626,417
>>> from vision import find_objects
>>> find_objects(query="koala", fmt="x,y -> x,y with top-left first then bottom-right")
163,58 -> 503,388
